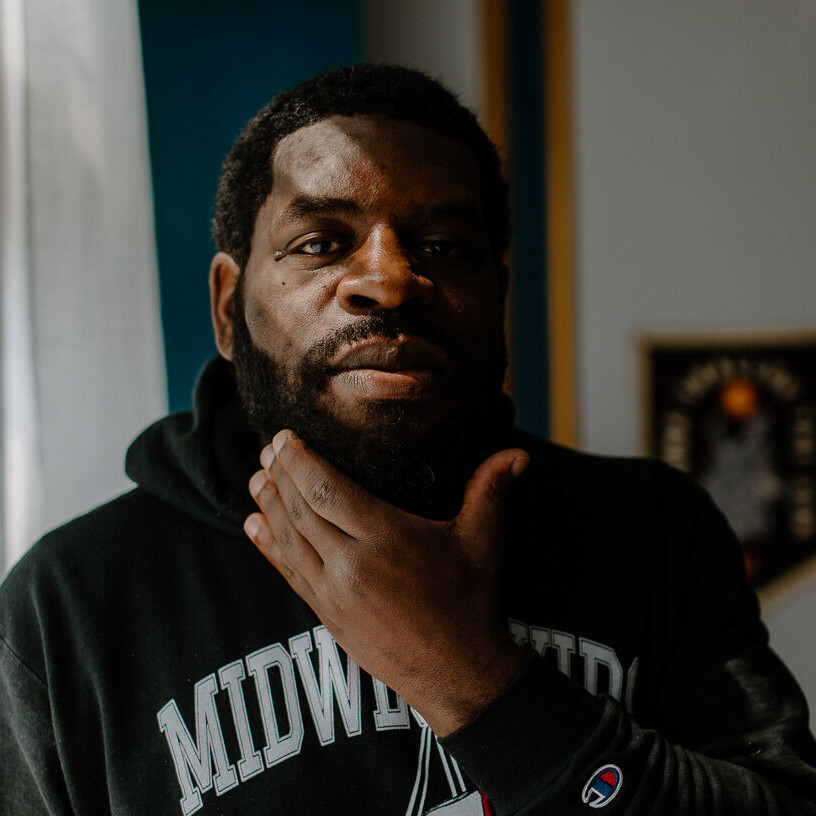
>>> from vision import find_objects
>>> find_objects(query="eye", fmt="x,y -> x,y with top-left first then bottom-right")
293,237 -> 343,256
417,238 -> 464,258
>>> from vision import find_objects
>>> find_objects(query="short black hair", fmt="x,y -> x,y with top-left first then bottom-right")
212,63 -> 510,272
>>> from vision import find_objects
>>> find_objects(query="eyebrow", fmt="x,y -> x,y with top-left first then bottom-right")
275,195 -> 484,229
277,195 -> 363,225
404,200 -> 484,225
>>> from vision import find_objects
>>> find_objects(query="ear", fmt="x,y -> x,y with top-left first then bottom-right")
209,252 -> 241,361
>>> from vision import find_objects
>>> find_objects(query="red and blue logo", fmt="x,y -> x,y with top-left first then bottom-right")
581,764 -> 622,809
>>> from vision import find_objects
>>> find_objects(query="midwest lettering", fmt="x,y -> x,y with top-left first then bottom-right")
158,622 -> 637,815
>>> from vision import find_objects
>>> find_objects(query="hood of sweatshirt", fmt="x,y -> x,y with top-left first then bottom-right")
125,356 -> 260,537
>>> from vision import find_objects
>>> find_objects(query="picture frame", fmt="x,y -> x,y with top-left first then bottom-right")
640,331 -> 816,604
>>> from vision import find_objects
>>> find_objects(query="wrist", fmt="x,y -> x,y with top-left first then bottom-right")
415,637 -> 529,737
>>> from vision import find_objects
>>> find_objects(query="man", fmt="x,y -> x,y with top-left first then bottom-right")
1,64 -> 815,815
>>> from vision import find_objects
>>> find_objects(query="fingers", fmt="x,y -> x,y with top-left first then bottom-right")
461,448 -> 529,512
245,469 -> 323,593
244,509 -> 317,604
243,511 -> 285,574
266,429 -> 390,538
456,448 -> 529,560
262,454 -> 352,566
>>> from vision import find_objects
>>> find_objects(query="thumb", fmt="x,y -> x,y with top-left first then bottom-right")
455,448 -> 530,553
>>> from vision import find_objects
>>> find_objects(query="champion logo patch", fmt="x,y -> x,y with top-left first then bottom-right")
581,764 -> 622,808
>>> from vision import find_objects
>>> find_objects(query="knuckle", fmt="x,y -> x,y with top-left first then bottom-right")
279,562 -> 309,601
484,480 -> 505,506
279,525 -> 296,551
288,542 -> 310,571
288,496 -> 302,521
332,549 -> 363,595
308,477 -> 336,510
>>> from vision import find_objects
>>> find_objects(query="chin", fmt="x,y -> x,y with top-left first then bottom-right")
328,391 -> 453,432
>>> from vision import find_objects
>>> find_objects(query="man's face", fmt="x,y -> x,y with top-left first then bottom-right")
214,115 -> 508,514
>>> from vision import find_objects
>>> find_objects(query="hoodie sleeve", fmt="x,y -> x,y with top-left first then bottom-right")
0,636 -> 73,815
441,485 -> 816,815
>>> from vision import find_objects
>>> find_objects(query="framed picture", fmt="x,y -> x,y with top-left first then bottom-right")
640,332 -> 816,598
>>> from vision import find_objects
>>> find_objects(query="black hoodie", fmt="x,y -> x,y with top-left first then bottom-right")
2,356 -> 816,815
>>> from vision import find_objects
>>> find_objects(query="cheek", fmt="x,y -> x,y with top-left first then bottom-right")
242,278 -> 332,360
444,281 -> 504,345
244,295 -> 283,350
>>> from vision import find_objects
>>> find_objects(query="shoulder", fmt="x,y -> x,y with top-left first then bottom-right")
0,488 -> 213,675
509,428 -> 706,515
0,489 -> 139,629
507,430 -> 739,585
2,488 -> 176,589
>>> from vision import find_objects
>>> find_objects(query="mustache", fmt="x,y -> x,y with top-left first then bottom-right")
299,315 -> 462,371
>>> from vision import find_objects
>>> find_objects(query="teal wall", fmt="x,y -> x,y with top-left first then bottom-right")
138,1 -> 363,410
508,0 -> 549,438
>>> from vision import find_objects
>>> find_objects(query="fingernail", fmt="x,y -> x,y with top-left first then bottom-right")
272,429 -> 292,455
249,470 -> 267,496
244,515 -> 259,538
260,446 -> 275,470
510,454 -> 529,479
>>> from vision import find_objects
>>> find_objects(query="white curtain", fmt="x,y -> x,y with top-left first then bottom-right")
0,0 -> 166,574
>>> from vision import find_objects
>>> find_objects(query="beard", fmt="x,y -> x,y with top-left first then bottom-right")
230,282 -> 510,519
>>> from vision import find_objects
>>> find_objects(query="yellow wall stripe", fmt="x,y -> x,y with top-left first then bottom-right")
545,0 -> 577,447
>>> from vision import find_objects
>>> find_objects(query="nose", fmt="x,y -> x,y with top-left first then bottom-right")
336,228 -> 433,315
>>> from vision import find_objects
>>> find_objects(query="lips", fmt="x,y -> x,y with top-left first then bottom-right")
327,336 -> 450,397
328,336 -> 450,373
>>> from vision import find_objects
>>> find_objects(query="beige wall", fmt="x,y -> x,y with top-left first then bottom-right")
572,0 -> 816,726
364,0 -> 484,117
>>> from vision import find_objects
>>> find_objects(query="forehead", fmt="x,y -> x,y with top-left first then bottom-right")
269,115 -> 481,208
